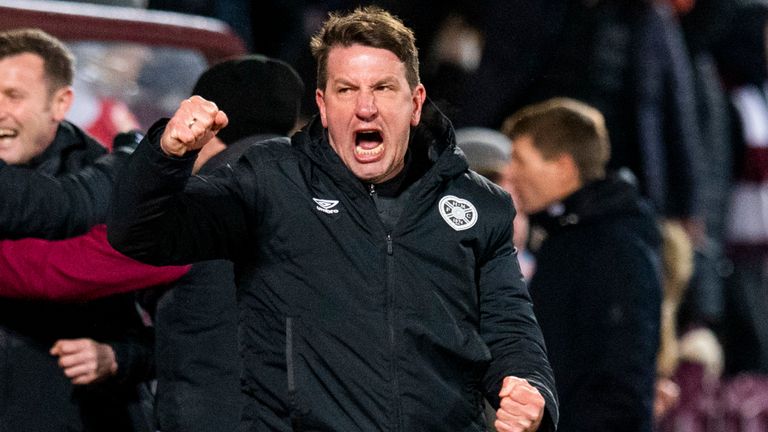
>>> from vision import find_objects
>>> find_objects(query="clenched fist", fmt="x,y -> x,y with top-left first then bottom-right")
161,95 -> 229,157
495,376 -> 546,432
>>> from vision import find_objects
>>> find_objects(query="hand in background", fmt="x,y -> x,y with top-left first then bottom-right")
50,338 -> 118,385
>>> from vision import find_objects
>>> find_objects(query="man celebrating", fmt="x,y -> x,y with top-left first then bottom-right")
0,28 -> 182,432
109,7 -> 558,431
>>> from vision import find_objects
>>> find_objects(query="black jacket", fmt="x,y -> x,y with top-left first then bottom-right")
0,125 -> 138,239
527,176 -> 662,431
109,106 -> 558,431
151,135 -> 280,432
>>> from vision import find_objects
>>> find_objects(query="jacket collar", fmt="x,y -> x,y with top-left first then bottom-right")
25,121 -> 103,175
529,175 -> 651,233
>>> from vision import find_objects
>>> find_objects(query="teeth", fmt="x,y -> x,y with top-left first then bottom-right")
355,143 -> 384,156
0,128 -> 16,138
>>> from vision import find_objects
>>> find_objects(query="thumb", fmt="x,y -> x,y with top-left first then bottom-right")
50,339 -> 65,356
211,110 -> 229,133
499,376 -> 514,398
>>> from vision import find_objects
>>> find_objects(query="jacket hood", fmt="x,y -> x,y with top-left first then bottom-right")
529,175 -> 660,248
291,100 -> 468,196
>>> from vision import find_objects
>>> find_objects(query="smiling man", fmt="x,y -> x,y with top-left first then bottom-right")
0,28 -> 168,432
108,7 -> 558,432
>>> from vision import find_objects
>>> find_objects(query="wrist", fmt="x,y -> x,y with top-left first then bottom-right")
160,138 -> 187,157
101,344 -> 119,377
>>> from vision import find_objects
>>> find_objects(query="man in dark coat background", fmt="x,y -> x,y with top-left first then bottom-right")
504,97 -> 662,431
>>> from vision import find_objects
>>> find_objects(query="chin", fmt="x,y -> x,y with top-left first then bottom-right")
351,165 -> 384,181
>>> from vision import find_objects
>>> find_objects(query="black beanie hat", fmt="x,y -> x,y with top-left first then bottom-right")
192,54 -> 304,144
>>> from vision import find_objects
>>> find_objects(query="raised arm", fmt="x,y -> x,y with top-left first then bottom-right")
107,97 -> 249,265
0,132 -> 141,240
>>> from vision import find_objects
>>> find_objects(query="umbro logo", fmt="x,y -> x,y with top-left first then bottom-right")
439,195 -> 478,231
313,198 -> 340,214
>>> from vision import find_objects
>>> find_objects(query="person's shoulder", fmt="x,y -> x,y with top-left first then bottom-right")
443,169 -> 514,228
238,135 -> 296,162
457,169 -> 511,203
58,120 -> 106,152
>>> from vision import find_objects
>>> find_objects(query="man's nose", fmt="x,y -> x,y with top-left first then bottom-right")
355,90 -> 378,121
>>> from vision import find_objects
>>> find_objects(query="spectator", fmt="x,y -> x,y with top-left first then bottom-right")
151,54 -> 304,432
654,220 -> 695,423
666,0 -> 736,333
503,97 -> 662,431
713,2 -> 768,376
449,0 -> 704,238
455,126 -> 534,280
108,6 -> 558,432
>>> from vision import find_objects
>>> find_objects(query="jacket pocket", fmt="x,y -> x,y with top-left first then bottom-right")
284,315 -> 389,431
285,316 -> 306,430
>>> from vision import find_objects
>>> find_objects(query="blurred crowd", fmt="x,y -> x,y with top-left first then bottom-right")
5,0 -> 768,430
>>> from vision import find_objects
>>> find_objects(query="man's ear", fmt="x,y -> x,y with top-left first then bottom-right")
554,153 -> 582,189
410,84 -> 426,126
50,86 -> 73,122
315,88 -> 328,128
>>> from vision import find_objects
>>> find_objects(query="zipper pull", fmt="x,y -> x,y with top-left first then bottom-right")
369,183 -> 376,197
386,234 -> 393,255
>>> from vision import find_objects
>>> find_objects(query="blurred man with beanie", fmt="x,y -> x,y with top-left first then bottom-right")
455,127 -> 535,280
455,127 -> 511,184
189,54 -> 304,173
152,54 -> 303,432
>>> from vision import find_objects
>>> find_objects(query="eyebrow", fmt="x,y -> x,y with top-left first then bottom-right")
330,76 -> 400,88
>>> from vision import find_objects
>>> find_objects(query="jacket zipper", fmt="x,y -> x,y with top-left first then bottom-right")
285,317 -> 305,431
385,232 -> 400,430
370,183 -> 401,430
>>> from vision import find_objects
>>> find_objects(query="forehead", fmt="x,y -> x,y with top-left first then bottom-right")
0,52 -> 47,83
325,44 -> 406,80
511,135 -> 540,159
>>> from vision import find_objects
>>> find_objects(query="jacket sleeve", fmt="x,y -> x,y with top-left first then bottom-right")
107,121 -> 251,265
109,326 -> 155,384
0,132 -> 140,240
0,224 -> 190,301
479,198 -> 559,430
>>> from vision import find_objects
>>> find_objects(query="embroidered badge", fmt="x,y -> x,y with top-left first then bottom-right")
313,198 -> 340,214
439,195 -> 478,231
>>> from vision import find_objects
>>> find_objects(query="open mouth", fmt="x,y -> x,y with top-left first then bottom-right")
354,130 -> 384,157
0,128 -> 17,139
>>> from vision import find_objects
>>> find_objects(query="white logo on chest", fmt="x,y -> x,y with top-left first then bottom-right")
313,198 -> 340,214
439,195 -> 478,231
